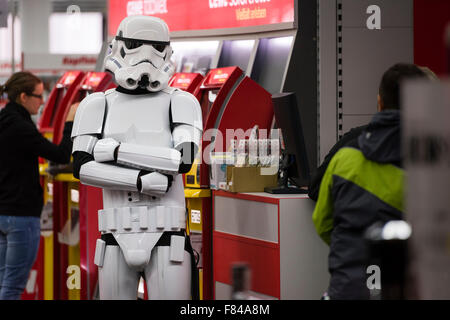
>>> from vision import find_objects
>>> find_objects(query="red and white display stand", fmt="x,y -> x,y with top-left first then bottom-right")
212,190 -> 330,299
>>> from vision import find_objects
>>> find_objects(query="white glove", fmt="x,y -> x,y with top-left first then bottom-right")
139,172 -> 170,197
93,138 -> 120,162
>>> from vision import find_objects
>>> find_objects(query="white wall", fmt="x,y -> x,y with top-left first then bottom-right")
20,0 -> 51,53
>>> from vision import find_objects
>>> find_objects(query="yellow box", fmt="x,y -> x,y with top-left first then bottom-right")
226,166 -> 278,193
185,189 -> 211,234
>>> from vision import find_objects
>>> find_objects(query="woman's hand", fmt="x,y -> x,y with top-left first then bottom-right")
66,102 -> 80,122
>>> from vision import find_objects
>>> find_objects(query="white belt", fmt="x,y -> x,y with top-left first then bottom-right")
98,205 -> 186,234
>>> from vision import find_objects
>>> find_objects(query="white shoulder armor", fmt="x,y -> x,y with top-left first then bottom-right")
163,86 -> 179,95
71,92 -> 106,139
105,88 -> 116,96
170,90 -> 203,132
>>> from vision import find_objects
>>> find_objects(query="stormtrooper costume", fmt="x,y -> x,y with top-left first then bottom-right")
71,16 -> 202,299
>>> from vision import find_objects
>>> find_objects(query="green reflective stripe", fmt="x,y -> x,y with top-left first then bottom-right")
331,147 -> 404,212
312,147 -> 404,246
312,155 -> 337,245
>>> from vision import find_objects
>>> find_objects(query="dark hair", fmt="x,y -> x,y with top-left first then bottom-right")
378,63 -> 427,110
0,71 -> 42,103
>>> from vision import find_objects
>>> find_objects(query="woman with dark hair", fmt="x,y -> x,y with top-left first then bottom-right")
0,71 -> 78,299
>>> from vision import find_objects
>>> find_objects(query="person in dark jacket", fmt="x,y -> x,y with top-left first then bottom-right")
312,63 -> 427,300
309,65 -> 439,202
0,71 -> 78,300
308,124 -> 368,202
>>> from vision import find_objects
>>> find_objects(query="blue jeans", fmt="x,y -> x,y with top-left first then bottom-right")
0,215 -> 41,300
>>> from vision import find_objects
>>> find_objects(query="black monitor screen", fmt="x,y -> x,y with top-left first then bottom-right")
272,92 -> 310,188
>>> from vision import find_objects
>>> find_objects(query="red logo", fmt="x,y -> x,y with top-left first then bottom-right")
63,57 -> 97,66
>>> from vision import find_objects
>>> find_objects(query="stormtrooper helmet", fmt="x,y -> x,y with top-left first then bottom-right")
105,15 -> 175,92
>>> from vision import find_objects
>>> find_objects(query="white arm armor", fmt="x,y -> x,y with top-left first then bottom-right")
140,172 -> 169,197
80,161 -> 139,191
79,156 -> 170,195
71,92 -> 106,144
71,92 -> 105,155
72,135 -> 99,155
170,90 -> 203,159
116,143 -> 181,175
94,138 -> 120,162
71,92 -> 141,190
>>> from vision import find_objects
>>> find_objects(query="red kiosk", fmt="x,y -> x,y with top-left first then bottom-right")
50,71 -> 115,300
169,72 -> 206,298
169,72 -> 204,184
75,72 -> 116,301
169,72 -> 204,95
183,66 -> 274,300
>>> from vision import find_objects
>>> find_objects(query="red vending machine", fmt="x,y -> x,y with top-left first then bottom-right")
169,72 -> 204,185
50,72 -> 115,300
169,72 -> 204,96
183,66 -> 274,300
169,72 -> 208,299
184,66 -> 243,188
21,71 -> 85,300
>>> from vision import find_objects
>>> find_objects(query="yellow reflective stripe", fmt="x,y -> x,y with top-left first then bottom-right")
312,147 -> 404,246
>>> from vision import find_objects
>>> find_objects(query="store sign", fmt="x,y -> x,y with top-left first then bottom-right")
108,0 -> 295,35
62,56 -> 97,67
0,61 -> 22,76
23,53 -> 97,72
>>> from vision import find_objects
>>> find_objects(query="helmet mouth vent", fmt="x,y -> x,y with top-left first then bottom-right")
127,78 -> 136,86
138,75 -> 150,89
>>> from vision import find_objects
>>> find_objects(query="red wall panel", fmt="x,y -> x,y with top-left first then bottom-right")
414,0 -> 450,75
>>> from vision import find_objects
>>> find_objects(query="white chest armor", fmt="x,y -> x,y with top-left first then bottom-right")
103,91 -> 172,147
99,90 -> 185,235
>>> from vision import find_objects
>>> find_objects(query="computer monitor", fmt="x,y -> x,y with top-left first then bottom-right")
265,92 -> 310,194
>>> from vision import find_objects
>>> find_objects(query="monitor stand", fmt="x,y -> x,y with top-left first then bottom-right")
264,163 -> 308,194
264,185 -> 308,194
